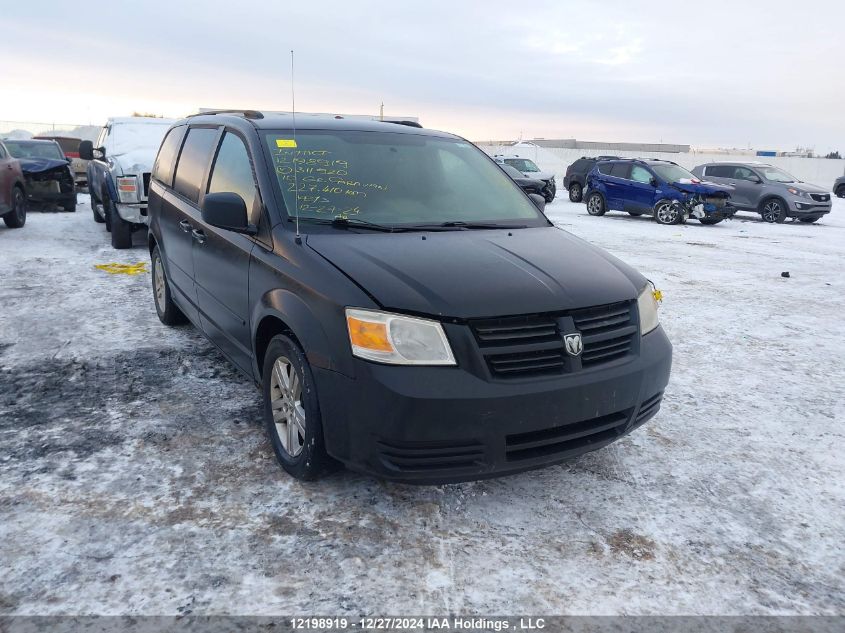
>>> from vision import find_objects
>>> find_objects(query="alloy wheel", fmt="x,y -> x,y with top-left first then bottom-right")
569,183 -> 581,202
153,255 -> 166,313
762,200 -> 783,223
270,356 -> 306,457
655,201 -> 679,224
587,194 -> 602,215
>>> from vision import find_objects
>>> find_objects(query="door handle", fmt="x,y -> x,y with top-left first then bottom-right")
179,220 -> 191,232
191,228 -> 206,244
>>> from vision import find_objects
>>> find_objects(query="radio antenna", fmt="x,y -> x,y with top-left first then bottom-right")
291,49 -> 301,243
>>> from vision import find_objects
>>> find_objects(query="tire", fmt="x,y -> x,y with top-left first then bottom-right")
760,198 -> 787,224
91,192 -> 105,223
653,199 -> 684,225
836,186 -> 845,198
2,187 -> 26,228
543,182 -> 556,203
62,199 -> 77,212
798,216 -> 820,223
698,216 -> 724,225
263,334 -> 334,481
568,182 -> 583,203
109,199 -> 132,249
586,192 -> 606,216
151,245 -> 187,326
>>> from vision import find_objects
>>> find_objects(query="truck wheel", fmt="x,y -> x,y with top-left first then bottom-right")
761,198 -> 787,223
568,182 -> 583,202
654,199 -> 683,225
151,245 -> 187,325
263,334 -> 334,481
586,192 -> 606,216
109,201 -> 133,249
2,187 -> 26,228
836,185 -> 845,198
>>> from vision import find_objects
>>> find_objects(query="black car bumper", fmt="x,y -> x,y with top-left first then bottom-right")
315,326 -> 672,483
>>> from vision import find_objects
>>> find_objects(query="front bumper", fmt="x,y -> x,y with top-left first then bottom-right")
116,202 -> 149,225
787,198 -> 831,217
315,326 -> 672,483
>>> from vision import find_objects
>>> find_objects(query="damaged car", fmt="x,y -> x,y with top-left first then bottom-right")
584,159 -> 735,225
0,140 -> 27,228
80,116 -> 176,249
2,139 -> 77,212
493,154 -> 556,202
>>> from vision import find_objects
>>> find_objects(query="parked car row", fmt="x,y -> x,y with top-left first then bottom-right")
564,155 -> 835,226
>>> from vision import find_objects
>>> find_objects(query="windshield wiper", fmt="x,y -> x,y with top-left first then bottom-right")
406,221 -> 528,230
291,217 -> 405,232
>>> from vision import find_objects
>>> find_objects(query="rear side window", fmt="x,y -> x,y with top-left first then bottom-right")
597,162 -> 612,175
573,159 -> 591,172
173,127 -> 219,203
706,165 -> 733,178
208,132 -> 259,224
152,127 -> 186,187
610,163 -> 630,179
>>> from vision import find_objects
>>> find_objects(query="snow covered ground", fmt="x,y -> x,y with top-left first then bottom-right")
0,194 -> 843,615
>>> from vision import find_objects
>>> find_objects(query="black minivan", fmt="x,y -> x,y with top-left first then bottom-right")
147,111 -> 672,483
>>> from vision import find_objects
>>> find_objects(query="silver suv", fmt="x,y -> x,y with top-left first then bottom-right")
691,162 -> 831,223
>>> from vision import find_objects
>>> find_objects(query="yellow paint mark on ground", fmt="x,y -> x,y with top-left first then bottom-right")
95,262 -> 148,275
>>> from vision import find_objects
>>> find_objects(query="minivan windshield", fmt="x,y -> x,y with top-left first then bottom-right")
264,130 -> 546,229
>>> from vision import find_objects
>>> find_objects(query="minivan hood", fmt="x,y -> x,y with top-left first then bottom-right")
671,179 -> 734,196
307,227 -> 645,319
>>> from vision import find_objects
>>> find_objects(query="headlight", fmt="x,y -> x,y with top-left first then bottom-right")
637,284 -> 660,335
786,187 -> 805,197
116,176 -> 140,203
345,308 -> 456,365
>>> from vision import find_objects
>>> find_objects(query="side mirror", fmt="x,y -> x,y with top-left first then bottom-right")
201,192 -> 255,234
529,193 -> 546,213
753,177 -> 763,184
650,177 -> 658,187
79,140 -> 94,160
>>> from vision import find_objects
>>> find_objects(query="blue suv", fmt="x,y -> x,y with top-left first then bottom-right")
584,159 -> 736,225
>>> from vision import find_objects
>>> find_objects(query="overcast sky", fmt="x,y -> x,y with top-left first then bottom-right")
1,1 -> 843,151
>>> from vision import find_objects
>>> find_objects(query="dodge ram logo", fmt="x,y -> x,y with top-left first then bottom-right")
564,333 -> 583,357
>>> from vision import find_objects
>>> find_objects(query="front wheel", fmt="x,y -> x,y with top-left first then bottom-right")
654,199 -> 684,225
151,245 -> 187,326
543,182 -> 556,203
263,335 -> 334,480
836,186 -> 845,198
568,182 -> 583,202
2,187 -> 26,228
109,200 -> 133,249
761,198 -> 787,223
586,192 -> 606,216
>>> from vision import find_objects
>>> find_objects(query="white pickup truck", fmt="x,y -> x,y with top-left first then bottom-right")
80,117 -> 175,249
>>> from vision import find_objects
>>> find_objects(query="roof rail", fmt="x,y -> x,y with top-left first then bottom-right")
188,109 -> 265,120
385,120 -> 423,128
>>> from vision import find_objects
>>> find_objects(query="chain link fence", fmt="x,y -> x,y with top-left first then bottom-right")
0,120 -> 100,142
